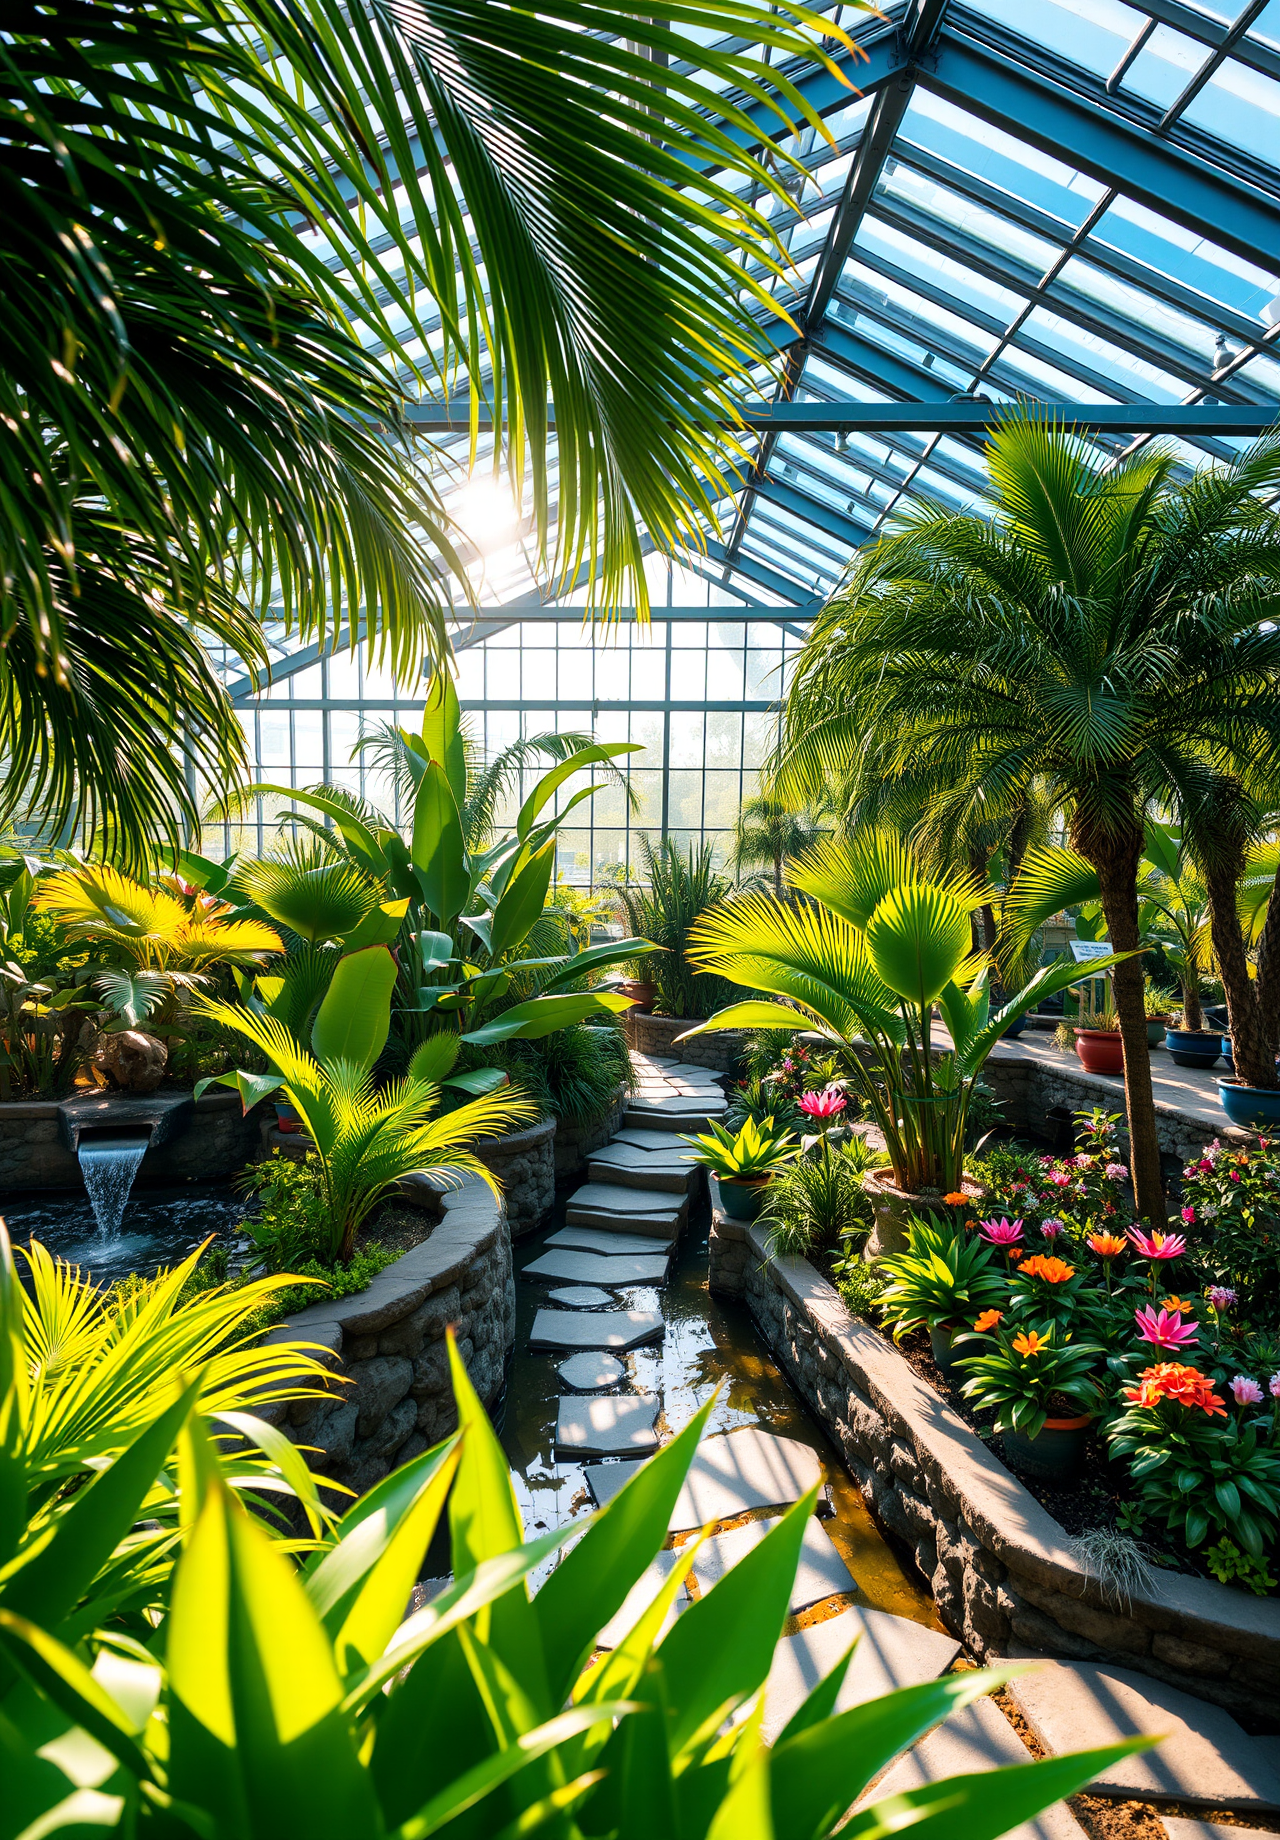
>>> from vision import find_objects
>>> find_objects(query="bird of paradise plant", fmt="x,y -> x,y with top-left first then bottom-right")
680,830 -> 1125,1196
197,946 -> 536,1262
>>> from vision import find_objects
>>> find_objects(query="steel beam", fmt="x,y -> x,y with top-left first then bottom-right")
741,401 -> 1280,434
923,29 -> 1280,270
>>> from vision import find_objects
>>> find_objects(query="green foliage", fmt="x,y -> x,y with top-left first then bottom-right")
959,1322 -> 1103,1441
238,1155 -> 336,1272
1181,1139 -> 1280,1321
1205,1538 -> 1278,1595
878,1219 -> 1006,1341
680,1115 -> 799,1180
767,1136 -> 886,1260
620,835 -> 739,1018
834,1258 -> 889,1319
1108,1390 -> 1280,1559
0,1311 -> 1149,1839
684,829 -> 1116,1192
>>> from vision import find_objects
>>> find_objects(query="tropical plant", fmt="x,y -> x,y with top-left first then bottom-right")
469,1015 -> 634,1127
0,959 -> 98,1099
769,1134 -> 887,1261
680,1114 -> 799,1181
33,865 -> 282,1038
0,1326 -> 1146,1840
774,418 -> 1280,1221
1181,776 -> 1280,1087
619,834 -> 737,1018
878,1219 -> 1006,1341
681,830 -> 1118,1195
198,945 -> 536,1262
958,1321 -> 1104,1442
4,0 -> 859,861
238,675 -> 651,1050
731,794 -> 825,896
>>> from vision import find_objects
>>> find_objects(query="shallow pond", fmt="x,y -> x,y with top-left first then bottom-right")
502,1193 -> 937,1624
4,1184 -> 249,1288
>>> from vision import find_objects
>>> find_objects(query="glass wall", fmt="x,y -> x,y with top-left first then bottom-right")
216,612 -> 804,884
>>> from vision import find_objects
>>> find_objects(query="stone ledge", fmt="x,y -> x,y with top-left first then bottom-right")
717,1218 -> 1280,1707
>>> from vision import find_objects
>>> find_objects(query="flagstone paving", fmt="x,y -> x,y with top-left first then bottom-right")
688,1514 -> 856,1614
523,1248 -> 671,1286
546,1285 -> 616,1308
530,1309 -> 664,1351
669,1427 -> 824,1531
557,1350 -> 626,1390
761,1605 -> 961,1743
556,1392 -> 660,1456
547,1224 -> 674,1257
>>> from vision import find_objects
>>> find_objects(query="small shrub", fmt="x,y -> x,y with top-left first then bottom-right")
763,1136 -> 885,1259
1072,1527 -> 1157,1610
835,1258 -> 887,1319
238,1153 -> 333,1272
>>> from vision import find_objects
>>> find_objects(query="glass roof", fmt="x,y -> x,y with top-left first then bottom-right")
215,0 -> 1280,677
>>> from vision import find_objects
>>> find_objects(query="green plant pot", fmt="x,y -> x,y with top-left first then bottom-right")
1146,1018 -> 1168,1047
929,1324 -> 960,1378
1002,1414 -> 1091,1483
713,1174 -> 769,1221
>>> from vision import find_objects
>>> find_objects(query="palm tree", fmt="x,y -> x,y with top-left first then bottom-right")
731,794 -> 824,894
3,0 -> 855,861
1182,776 -> 1280,1086
775,417 -> 1280,1221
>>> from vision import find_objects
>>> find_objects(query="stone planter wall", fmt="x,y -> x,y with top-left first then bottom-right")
0,1091 -> 264,1189
259,1175 -> 514,1496
622,1010 -> 745,1074
474,1118 -> 555,1241
710,1215 -> 1280,1721
554,1081 -> 628,1180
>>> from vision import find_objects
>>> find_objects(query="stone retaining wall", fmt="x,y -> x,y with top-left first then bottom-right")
622,1010 -> 745,1073
474,1117 -> 555,1240
710,1215 -> 1280,1721
554,1081 -> 628,1180
0,1091 -> 264,1189
260,1175 -> 514,1496
979,1049 -> 1240,1166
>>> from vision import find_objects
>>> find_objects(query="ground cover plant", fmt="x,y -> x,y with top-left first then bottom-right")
876,1110 -> 1280,1592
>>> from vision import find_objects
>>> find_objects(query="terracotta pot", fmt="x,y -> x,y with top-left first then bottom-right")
1073,1028 -> 1124,1075
617,978 -> 656,1014
1003,1413 -> 1092,1482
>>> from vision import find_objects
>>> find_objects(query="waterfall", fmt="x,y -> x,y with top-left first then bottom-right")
77,1132 -> 151,1236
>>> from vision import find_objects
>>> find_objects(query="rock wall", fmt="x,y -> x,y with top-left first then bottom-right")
261,1176 -> 515,1496
0,1092 -> 264,1189
710,1213 -> 1280,1721
474,1118 -> 555,1241
622,1011 -> 744,1073
554,1081 -> 628,1180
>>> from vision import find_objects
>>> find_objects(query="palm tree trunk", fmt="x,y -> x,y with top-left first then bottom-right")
1204,856 -> 1277,1089
1253,859 -> 1280,1057
1076,817 -> 1166,1223
1181,981 -> 1204,1033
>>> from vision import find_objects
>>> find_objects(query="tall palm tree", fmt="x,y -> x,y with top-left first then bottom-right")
3,0 -> 857,860
731,794 -> 824,894
774,417 -> 1280,1221
1182,775 -> 1280,1085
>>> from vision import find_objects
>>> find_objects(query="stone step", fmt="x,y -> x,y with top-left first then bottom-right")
548,1225 -> 674,1257
583,1458 -> 648,1507
524,1247 -> 670,1286
530,1309 -> 664,1352
587,1144 -> 696,1193
623,1103 -> 725,1134
556,1392 -> 660,1456
1007,1661 -> 1280,1813
670,1427 -> 825,1533
761,1604 -> 962,1746
855,1696 -> 1084,1840
568,1181 -> 688,1219
690,1514 -> 857,1616
562,1207 -> 680,1243
596,1549 -> 687,1649
557,1350 -> 625,1390
548,1285 -> 616,1308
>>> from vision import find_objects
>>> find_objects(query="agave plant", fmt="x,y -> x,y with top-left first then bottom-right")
681,831 -> 1125,1195
0,1327 -> 1147,1839
198,947 -> 537,1262
33,865 -> 282,1032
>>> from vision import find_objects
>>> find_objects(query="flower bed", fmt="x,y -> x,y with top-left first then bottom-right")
878,1111 -> 1280,1597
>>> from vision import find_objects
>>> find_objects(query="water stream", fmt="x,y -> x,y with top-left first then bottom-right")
76,1133 -> 153,1237
6,1184 -> 250,1287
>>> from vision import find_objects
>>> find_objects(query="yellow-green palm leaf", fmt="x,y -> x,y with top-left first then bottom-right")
864,882 -> 974,1007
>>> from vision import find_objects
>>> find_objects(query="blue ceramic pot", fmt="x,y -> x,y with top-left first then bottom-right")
1165,1028 -> 1221,1069
1218,1079 -> 1280,1130
712,1173 -> 769,1221
1222,1036 -> 1235,1073
1002,1415 -> 1091,1481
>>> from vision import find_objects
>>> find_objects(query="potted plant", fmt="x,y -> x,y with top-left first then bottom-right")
676,830 -> 1125,1257
680,1114 -> 798,1221
877,1217 -> 1006,1377
957,1320 -> 1103,1481
1143,979 -> 1177,1048
1072,985 -> 1125,1075
1166,1025 -> 1222,1069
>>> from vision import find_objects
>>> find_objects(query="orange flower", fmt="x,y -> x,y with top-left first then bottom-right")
1011,1329 -> 1048,1357
973,1309 -> 1003,1333
1088,1232 -> 1127,1258
1162,1296 -> 1194,1314
943,1192 -> 969,1206
1124,1361 -> 1227,1417
1017,1254 -> 1076,1283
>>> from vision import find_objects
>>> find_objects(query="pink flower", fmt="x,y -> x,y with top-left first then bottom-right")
1041,1218 -> 1065,1241
1181,1207 -> 1196,1225
1127,1227 -> 1187,1261
1197,1159 -> 1214,1174
1135,1305 -> 1199,1350
1075,1154 -> 1093,1169
1047,1171 -> 1071,1188
1230,1170 -> 1242,1183
1206,1286 -> 1237,1312
1105,1163 -> 1129,1181
1231,1376 -> 1264,1406
1270,1373 -> 1280,1400
798,1087 -> 846,1120
979,1216 -> 1024,1249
